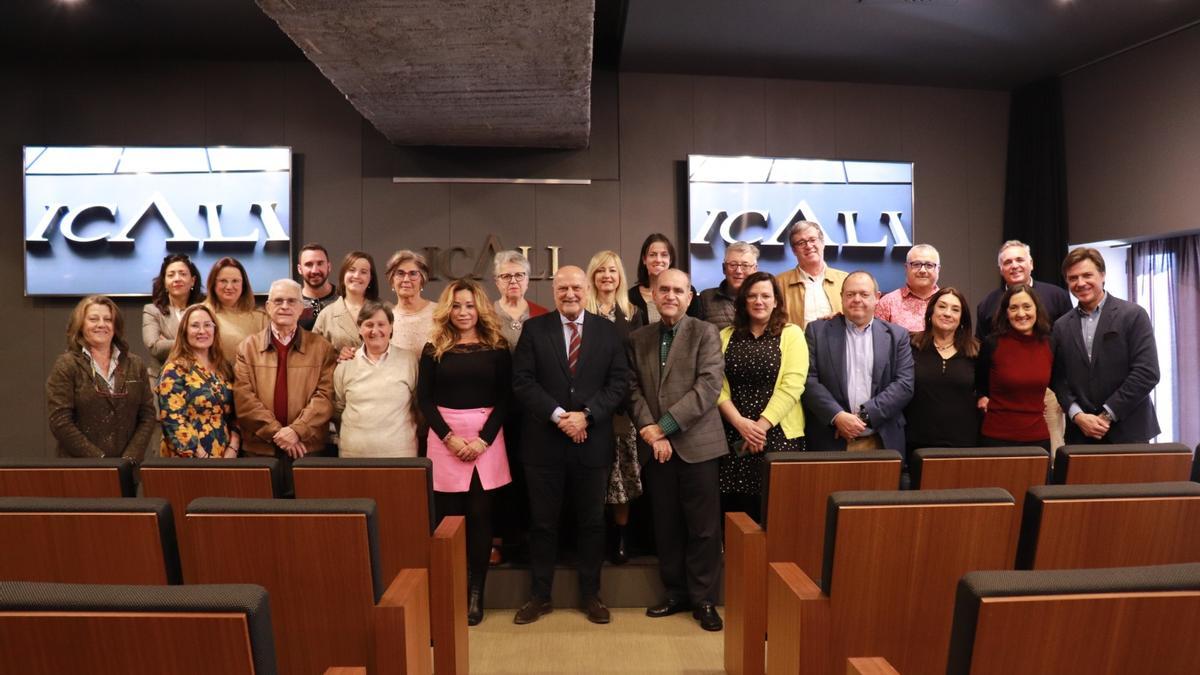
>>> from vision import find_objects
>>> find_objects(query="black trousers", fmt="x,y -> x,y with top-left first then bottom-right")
525,460 -> 608,600
435,471 -> 494,584
644,453 -> 722,606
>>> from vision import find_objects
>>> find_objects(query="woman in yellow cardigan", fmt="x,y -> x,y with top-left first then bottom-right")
716,271 -> 808,522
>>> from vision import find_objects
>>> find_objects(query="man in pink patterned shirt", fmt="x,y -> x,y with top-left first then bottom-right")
874,244 -> 940,333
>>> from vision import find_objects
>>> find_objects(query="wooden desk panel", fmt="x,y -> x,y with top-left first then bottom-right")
0,612 -> 256,675
970,591 -> 1200,675
0,468 -> 125,498
0,512 -> 168,585
1033,496 -> 1200,570
184,513 -> 377,675
141,466 -> 276,535
1064,452 -> 1192,485
725,512 -> 766,675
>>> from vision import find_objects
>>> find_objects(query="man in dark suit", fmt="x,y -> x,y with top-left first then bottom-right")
628,268 -> 727,632
511,265 -> 631,625
801,271 -> 914,454
1052,247 -> 1160,444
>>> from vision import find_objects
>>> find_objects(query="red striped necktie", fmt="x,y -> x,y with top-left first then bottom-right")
567,321 -> 581,375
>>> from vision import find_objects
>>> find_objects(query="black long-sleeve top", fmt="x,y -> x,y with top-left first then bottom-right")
904,345 -> 980,449
417,344 -> 512,444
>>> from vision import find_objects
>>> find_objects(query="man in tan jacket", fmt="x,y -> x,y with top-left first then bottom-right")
234,279 -> 336,473
775,221 -> 848,328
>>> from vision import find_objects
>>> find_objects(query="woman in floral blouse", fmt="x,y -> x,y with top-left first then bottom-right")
157,304 -> 240,458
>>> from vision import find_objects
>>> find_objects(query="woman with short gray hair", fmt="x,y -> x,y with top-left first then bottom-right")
386,250 -> 435,352
492,250 -> 549,351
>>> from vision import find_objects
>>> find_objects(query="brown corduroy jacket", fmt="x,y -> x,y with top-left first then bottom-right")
233,326 -> 336,456
46,349 -> 156,460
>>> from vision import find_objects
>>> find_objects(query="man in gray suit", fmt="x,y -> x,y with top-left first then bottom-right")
628,268 -> 727,632
802,271 -> 914,454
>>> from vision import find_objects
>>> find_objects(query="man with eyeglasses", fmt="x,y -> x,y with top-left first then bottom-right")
776,221 -> 849,329
234,279 -> 337,493
874,244 -> 941,332
698,241 -> 758,330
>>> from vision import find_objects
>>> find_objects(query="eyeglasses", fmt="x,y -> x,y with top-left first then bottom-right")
497,272 -> 528,283
724,262 -> 756,271
188,322 -> 216,331
907,262 -> 940,271
268,298 -> 299,307
393,270 -> 423,280
791,237 -> 822,249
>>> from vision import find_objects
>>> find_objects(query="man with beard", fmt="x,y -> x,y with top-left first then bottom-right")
296,243 -> 337,331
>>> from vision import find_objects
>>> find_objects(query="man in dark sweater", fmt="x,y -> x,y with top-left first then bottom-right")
976,240 -> 1073,338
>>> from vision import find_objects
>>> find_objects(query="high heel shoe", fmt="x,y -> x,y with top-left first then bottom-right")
611,525 -> 629,565
467,575 -> 485,626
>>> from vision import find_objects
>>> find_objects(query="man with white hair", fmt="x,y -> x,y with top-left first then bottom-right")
874,244 -> 941,333
976,240 -> 1073,339
234,279 -> 337,481
698,241 -> 759,329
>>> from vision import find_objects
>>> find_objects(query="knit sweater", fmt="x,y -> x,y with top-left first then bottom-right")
333,344 -> 420,457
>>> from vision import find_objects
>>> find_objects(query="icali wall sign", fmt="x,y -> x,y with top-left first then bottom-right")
23,146 -> 292,297
420,234 -> 561,281
687,155 -> 915,293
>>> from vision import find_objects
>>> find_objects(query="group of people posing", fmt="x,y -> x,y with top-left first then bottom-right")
45,221 -> 1160,632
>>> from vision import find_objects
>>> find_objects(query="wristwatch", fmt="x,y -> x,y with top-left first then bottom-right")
584,407 -> 594,427
1099,410 -> 1113,423
856,405 -> 871,427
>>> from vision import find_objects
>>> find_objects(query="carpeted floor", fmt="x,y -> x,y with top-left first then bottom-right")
468,606 -> 725,674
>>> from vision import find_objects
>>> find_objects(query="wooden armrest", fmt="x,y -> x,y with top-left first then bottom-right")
847,657 -> 900,675
324,669 -> 367,675
373,568 -> 432,675
430,515 -> 468,675
768,562 -> 830,675
725,511 -> 767,675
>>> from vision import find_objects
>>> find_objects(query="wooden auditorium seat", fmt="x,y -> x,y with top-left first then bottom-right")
140,456 -> 282,534
0,457 -> 135,497
0,580 -> 280,675
292,457 -> 466,675
1052,442 -> 1192,485
0,496 -> 181,584
848,562 -> 1200,675
1192,444 -> 1199,482
911,446 -> 1049,562
725,450 -> 901,675
766,488 -> 1015,675
183,497 -> 431,675
1015,481 -> 1200,570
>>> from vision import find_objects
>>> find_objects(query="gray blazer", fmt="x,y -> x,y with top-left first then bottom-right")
142,303 -> 181,373
627,316 -> 728,464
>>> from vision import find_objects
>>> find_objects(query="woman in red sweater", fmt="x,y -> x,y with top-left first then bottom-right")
976,285 -> 1054,452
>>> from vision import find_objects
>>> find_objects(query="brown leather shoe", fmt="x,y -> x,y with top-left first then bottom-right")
582,595 -> 611,624
513,598 -> 552,625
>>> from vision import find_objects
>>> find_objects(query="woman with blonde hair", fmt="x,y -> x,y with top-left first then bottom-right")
417,278 -> 512,625
157,304 -> 240,458
47,295 -> 155,459
204,257 -> 268,362
386,249 -> 435,352
585,250 -> 641,564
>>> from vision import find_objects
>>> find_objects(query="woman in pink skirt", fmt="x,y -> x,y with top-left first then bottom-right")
417,278 -> 512,626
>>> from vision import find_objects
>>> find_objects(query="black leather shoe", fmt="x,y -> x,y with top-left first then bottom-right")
646,598 -> 691,618
693,602 -> 723,632
467,584 -> 484,626
513,598 -> 553,625
610,525 -> 630,565
582,595 -> 611,624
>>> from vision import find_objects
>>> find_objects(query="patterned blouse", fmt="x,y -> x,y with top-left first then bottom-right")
157,360 -> 238,458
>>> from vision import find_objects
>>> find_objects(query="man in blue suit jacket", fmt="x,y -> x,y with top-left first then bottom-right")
1052,247 -> 1160,444
801,271 -> 915,454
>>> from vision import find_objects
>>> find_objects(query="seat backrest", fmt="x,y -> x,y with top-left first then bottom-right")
762,450 -> 901,580
1192,444 -> 1199,482
1053,443 -> 1192,485
822,488 -> 1015,675
1015,481 -> 1200,570
0,497 -> 181,584
0,580 -> 275,675
0,458 -> 135,497
947,563 -> 1200,675
140,456 -> 281,535
912,446 -> 1049,563
183,497 -> 382,675
292,457 -> 435,579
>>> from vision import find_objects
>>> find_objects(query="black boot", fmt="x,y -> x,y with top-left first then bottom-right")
611,524 -> 629,565
467,573 -> 485,626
